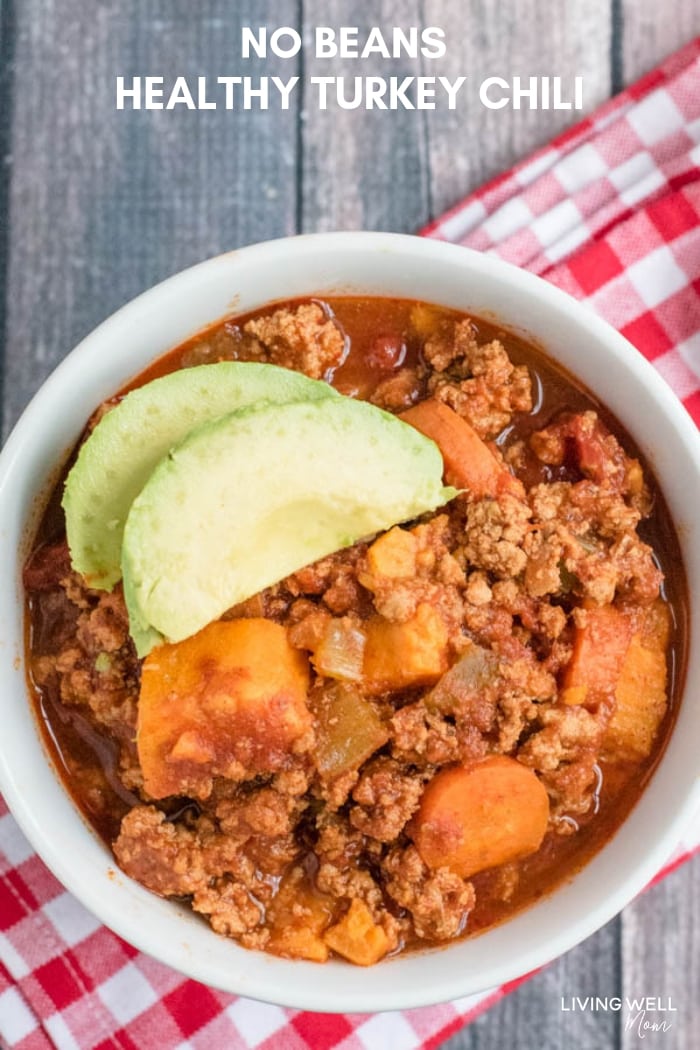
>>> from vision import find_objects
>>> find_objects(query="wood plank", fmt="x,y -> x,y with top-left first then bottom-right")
421,0 -> 613,218
621,0 -> 699,84
0,0 -> 16,436
1,0 -> 299,438
621,858 -> 700,1050
300,0 -> 431,232
446,920 -> 620,1050
301,0 -> 612,231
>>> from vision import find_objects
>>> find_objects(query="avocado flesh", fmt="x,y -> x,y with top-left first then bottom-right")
62,362 -> 337,589
122,397 -> 456,654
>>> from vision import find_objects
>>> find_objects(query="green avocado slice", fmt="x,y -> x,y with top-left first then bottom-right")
62,362 -> 337,589
122,397 -> 456,655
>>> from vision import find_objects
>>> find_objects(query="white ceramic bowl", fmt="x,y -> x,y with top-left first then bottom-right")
1,232 -> 699,1013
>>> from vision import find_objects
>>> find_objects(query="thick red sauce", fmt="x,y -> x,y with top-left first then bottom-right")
24,297 -> 689,956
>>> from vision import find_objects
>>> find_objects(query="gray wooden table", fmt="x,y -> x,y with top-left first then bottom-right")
1,3 -> 698,1048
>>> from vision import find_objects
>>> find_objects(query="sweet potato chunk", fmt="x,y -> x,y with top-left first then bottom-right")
400,399 -> 524,499
411,756 -> 549,878
323,898 -> 390,966
362,602 -> 449,695
138,619 -> 311,799
366,527 -> 417,580
561,605 -> 634,707
603,601 -> 670,762
267,866 -> 335,963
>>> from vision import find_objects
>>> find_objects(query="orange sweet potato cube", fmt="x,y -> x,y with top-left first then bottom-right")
603,602 -> 670,762
323,898 -> 390,966
138,619 -> 311,799
362,602 -> 449,695
365,527 -> 417,580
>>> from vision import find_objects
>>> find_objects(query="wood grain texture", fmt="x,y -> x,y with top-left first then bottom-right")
621,0 -> 700,84
446,858 -> 700,1050
301,0 -> 614,229
620,859 -> 700,1050
300,0 -> 431,232
1,0 -> 299,439
449,919 -> 620,1050
0,0 -> 15,435
421,0 -> 613,217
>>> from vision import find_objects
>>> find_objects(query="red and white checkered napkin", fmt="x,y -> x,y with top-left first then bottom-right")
2,37 -> 700,1050
425,38 -> 700,422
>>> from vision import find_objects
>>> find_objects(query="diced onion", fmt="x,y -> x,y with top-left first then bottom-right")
313,620 -> 366,682
314,683 -> 388,778
427,642 -> 496,711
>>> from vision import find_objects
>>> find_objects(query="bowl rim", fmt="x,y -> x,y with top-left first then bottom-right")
1,230 -> 699,1012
